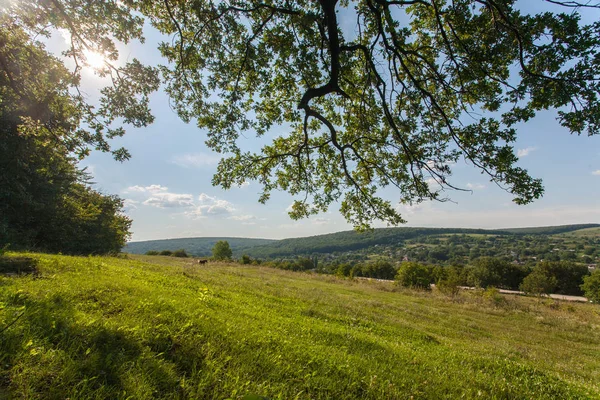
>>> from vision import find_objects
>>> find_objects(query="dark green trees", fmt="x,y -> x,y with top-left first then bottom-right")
0,21 -> 131,254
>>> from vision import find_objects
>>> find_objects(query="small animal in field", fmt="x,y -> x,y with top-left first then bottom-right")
197,259 -> 208,265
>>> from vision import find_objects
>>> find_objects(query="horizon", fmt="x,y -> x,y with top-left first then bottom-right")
125,222 -> 600,243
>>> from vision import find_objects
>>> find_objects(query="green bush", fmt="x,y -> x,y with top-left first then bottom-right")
240,254 -> 251,264
171,249 -> 189,258
145,250 -> 159,256
520,268 -> 557,296
436,266 -> 462,296
395,262 -> 432,289
212,241 -> 232,260
581,269 -> 600,303
159,250 -> 173,256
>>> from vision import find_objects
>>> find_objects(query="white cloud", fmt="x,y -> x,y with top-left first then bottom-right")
466,183 -> 486,190
396,202 -> 425,216
143,192 -> 195,208
186,194 -> 235,218
171,152 -> 222,168
592,170 -> 600,176
124,184 -> 168,194
313,217 -> 330,225
123,199 -> 139,210
517,147 -> 537,157
229,214 -> 256,221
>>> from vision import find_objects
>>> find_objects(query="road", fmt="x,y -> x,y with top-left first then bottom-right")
356,278 -> 589,302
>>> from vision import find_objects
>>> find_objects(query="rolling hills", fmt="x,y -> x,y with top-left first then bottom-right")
123,224 -> 600,260
123,237 -> 277,257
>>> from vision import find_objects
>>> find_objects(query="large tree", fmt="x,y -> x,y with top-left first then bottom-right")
4,0 -> 600,228
0,14 -> 133,254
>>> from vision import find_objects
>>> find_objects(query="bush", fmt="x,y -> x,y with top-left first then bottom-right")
212,241 -> 232,260
466,257 -> 526,290
436,266 -> 462,296
581,269 -> 600,302
361,260 -> 396,280
520,268 -> 557,296
159,250 -> 173,256
395,262 -> 432,289
534,261 -> 589,296
335,263 -> 352,278
171,249 -> 188,258
240,254 -> 251,264
145,250 -> 159,256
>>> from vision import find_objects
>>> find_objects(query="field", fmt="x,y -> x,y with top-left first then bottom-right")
1,253 -> 600,399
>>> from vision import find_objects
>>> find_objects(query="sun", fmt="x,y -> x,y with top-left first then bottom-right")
82,49 -> 106,69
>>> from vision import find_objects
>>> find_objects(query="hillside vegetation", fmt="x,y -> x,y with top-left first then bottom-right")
1,253 -> 600,399
123,237 -> 277,257
123,224 -> 599,261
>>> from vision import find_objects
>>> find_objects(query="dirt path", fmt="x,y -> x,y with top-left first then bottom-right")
357,278 -> 589,302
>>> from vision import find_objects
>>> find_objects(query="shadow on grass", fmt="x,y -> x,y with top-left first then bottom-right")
0,293 -> 185,398
0,256 -> 38,276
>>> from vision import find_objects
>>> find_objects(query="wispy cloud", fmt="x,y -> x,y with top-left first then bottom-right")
123,199 -> 139,210
593,170 -> 600,176
124,184 -> 168,194
517,147 -> 537,157
171,152 -> 222,168
229,214 -> 256,221
466,183 -> 486,190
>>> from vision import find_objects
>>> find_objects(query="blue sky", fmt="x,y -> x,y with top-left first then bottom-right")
53,5 -> 600,241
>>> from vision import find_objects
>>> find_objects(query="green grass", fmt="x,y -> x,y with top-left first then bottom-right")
1,253 -> 600,399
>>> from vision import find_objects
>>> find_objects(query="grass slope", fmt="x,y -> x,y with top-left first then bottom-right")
1,253 -> 600,399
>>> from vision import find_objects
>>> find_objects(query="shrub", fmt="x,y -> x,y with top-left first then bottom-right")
581,269 -> 600,303
436,266 -> 462,296
171,249 -> 189,258
466,257 -> 526,290
520,268 -> 557,296
159,250 -> 173,256
534,261 -> 590,296
361,260 -> 396,280
240,254 -> 251,264
335,263 -> 352,278
395,262 -> 432,289
145,250 -> 159,256
212,241 -> 232,260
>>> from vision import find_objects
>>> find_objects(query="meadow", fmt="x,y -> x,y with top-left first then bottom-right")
1,253 -> 599,399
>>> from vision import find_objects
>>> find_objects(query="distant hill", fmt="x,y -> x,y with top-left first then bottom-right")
123,237 -> 277,257
123,223 -> 600,259
501,224 -> 600,235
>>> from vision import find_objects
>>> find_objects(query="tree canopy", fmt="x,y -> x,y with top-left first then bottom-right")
4,0 -> 600,228
0,12 -> 132,254
212,240 -> 233,260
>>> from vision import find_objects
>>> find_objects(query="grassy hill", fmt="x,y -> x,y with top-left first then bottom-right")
1,253 -> 599,398
123,237 -> 277,257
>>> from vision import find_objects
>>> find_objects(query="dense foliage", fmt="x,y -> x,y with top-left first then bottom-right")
581,270 -> 600,303
0,22 -> 131,254
3,1 -> 600,228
